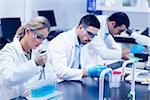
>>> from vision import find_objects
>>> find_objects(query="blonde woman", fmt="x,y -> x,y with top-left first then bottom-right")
0,16 -> 50,100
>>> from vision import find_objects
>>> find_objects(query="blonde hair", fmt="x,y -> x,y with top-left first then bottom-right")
16,16 -> 50,40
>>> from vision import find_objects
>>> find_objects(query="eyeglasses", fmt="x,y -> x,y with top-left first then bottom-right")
32,30 -> 47,40
84,27 -> 97,39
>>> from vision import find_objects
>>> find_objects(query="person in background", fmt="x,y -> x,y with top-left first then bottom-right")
47,14 -> 108,82
80,12 -> 145,69
0,16 -> 50,100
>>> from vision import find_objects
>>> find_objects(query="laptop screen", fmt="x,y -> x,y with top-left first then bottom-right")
38,10 -> 56,27
1,17 -> 21,42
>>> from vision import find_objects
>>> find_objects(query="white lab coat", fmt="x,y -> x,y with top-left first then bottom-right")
47,27 -> 83,82
80,15 -> 122,68
0,37 -> 40,100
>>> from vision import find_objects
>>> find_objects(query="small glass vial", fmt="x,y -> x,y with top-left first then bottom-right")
110,71 -> 122,88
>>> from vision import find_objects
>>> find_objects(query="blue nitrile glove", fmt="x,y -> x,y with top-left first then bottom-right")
130,44 -> 145,54
88,65 -> 108,77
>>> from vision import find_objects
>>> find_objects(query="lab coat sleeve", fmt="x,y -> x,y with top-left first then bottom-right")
47,41 -> 83,81
90,36 -> 122,60
0,50 -> 39,88
105,34 -> 121,50
80,44 -> 99,68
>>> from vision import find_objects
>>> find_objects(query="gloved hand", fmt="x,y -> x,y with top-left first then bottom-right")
88,65 -> 108,77
129,53 -> 143,62
130,44 -> 145,54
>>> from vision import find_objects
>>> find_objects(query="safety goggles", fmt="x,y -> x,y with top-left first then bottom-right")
84,27 -> 97,39
32,30 -> 47,40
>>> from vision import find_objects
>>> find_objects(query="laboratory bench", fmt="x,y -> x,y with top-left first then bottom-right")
57,77 -> 150,100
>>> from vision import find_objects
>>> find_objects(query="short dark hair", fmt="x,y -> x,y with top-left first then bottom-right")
108,12 -> 130,28
78,14 -> 100,29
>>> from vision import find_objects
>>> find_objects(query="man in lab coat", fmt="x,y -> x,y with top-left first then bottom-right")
47,14 -> 107,82
80,12 -> 145,69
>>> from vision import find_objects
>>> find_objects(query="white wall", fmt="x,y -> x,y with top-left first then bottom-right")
0,0 -> 87,37
0,0 -> 149,37
0,0 -> 25,22
31,0 -> 87,30
0,0 -> 87,30
30,0 -> 150,32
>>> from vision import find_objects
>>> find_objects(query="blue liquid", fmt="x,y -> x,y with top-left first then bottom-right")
31,85 -> 56,98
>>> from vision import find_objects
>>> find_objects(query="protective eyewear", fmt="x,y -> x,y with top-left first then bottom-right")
32,30 -> 47,40
84,27 -> 97,39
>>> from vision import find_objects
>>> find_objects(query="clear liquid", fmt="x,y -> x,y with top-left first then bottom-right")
31,84 -> 56,98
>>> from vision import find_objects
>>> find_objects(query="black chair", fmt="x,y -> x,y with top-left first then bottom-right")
47,30 -> 63,41
0,37 -> 9,50
1,17 -> 21,42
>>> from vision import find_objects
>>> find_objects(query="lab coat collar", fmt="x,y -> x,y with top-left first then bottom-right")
102,20 -> 113,40
72,27 -> 80,47
105,21 -> 110,36
13,36 -> 25,55
75,35 -> 80,47
74,27 -> 85,48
